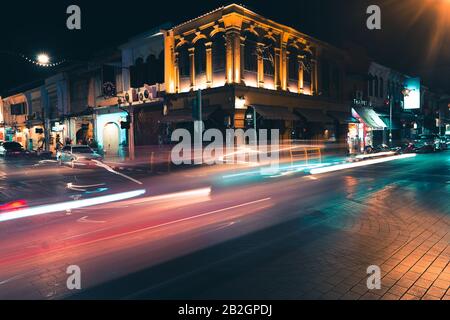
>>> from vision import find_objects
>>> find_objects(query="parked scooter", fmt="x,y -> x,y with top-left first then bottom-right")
400,142 -> 416,154
364,144 -> 391,154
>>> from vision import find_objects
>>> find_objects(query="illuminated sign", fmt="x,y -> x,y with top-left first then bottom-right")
403,77 -> 420,110
52,122 -> 64,132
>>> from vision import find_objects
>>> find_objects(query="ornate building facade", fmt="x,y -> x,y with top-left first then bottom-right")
161,3 -> 349,145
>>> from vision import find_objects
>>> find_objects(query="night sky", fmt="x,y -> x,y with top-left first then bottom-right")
1,0 -> 449,95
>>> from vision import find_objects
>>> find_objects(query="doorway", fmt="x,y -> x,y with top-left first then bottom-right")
103,122 -> 120,155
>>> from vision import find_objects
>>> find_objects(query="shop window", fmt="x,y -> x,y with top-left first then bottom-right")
10,103 -> 26,115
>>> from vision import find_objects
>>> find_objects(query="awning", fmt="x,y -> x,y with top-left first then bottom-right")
327,111 -> 359,124
378,115 -> 400,130
161,106 -> 218,123
251,105 -> 300,121
295,108 -> 334,123
352,107 -> 386,130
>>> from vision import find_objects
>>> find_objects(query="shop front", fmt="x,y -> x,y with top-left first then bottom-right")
352,107 -> 387,151
95,107 -> 128,156
26,120 -> 45,150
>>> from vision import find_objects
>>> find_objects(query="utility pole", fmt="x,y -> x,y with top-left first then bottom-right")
389,94 -> 393,146
128,105 -> 135,160
193,89 -> 203,165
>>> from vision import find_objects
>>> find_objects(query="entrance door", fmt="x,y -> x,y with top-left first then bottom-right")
103,122 -> 120,155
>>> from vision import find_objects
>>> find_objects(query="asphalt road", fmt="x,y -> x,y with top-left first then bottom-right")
0,152 -> 448,300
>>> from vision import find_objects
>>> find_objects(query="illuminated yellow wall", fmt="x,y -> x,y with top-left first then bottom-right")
164,4 -> 343,96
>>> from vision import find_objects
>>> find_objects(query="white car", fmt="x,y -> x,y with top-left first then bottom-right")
56,145 -> 102,168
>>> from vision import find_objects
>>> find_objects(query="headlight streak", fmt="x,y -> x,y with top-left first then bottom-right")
92,160 -> 143,185
0,189 -> 146,223
354,151 -> 396,160
309,154 -> 417,175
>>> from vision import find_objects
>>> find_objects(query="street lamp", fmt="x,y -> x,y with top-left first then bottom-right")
0,50 -> 64,67
36,53 -> 50,66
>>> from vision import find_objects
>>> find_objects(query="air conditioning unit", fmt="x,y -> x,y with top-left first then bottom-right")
124,89 -> 138,104
137,86 -> 153,102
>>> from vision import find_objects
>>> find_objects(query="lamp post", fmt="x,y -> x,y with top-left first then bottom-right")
389,94 -> 393,146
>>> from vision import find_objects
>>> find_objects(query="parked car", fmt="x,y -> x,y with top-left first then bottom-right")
414,134 -> 441,152
0,141 -> 30,158
438,136 -> 449,150
56,145 -> 103,168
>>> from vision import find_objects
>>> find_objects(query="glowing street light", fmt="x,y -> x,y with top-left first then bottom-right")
36,53 -> 50,66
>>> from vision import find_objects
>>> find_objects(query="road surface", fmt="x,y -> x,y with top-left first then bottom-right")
0,152 -> 449,300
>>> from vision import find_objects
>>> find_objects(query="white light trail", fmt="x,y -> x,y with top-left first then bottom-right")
92,160 -> 143,185
354,151 -> 395,160
0,189 -> 146,223
309,154 -> 417,175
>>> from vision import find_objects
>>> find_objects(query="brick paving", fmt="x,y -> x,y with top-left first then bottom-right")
192,169 -> 450,300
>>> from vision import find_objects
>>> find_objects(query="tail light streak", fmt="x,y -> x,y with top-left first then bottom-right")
0,189 -> 146,223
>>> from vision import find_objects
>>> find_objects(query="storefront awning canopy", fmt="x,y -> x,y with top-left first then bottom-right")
327,111 -> 359,124
161,106 -> 218,123
378,115 -> 400,130
352,107 -> 386,130
251,105 -> 300,121
295,108 -> 334,123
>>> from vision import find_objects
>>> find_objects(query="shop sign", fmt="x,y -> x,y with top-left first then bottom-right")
52,122 -> 64,132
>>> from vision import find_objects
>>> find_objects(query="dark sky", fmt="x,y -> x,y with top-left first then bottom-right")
1,0 -> 449,95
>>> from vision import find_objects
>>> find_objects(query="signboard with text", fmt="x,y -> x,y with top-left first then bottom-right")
403,77 -> 421,110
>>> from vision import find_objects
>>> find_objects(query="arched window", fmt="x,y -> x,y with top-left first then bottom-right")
146,54 -> 157,84
288,46 -> 299,81
244,32 -> 258,72
374,76 -> 379,97
156,50 -> 164,83
130,57 -> 145,88
178,45 -> 190,78
368,74 -> 373,97
379,77 -> 384,97
212,33 -> 226,71
194,39 -> 206,75
300,49 -> 312,84
262,37 -> 276,76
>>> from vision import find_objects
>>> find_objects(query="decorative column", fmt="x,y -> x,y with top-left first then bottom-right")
298,56 -> 304,94
225,29 -> 242,84
281,44 -> 288,90
205,42 -> 213,88
164,31 -> 176,94
174,51 -> 180,93
225,32 -> 233,84
274,47 -> 281,90
257,42 -> 265,88
311,58 -> 318,95
232,31 -> 241,84
189,47 -> 196,90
